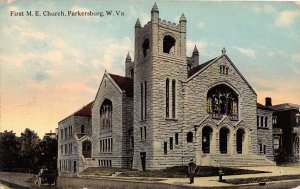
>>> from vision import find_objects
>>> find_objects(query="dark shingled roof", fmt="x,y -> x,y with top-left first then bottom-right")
188,57 -> 218,78
270,103 -> 300,111
76,134 -> 85,139
74,101 -> 94,117
59,101 -> 94,123
257,103 -> 273,111
109,73 -> 134,97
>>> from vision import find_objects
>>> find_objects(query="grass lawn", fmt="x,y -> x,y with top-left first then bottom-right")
225,174 -> 300,185
277,163 -> 300,168
81,166 -> 269,178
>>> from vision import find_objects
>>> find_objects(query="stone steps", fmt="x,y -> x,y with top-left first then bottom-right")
210,154 -> 275,167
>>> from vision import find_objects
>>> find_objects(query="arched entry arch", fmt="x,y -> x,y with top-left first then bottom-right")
236,128 -> 245,154
219,127 -> 230,154
82,140 -> 92,158
202,126 -> 213,153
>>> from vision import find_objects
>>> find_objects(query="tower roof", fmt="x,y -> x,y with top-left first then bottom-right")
126,52 -> 131,61
151,2 -> 159,13
193,45 -> 199,54
135,18 -> 141,28
179,13 -> 186,22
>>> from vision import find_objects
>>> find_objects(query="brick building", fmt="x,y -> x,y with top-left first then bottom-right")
57,3 -> 288,175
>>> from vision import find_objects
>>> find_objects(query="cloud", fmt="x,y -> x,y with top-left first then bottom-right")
275,10 -> 300,27
253,4 -> 275,14
186,40 -> 208,55
234,46 -> 256,59
21,30 -> 47,41
196,21 -> 205,28
98,37 -> 132,74
292,53 -> 300,62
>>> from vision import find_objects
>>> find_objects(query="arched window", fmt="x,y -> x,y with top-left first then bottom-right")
206,84 -> 238,120
163,35 -> 175,54
82,140 -> 92,158
166,79 -> 169,118
142,38 -> 150,57
187,132 -> 193,143
100,99 -> 112,130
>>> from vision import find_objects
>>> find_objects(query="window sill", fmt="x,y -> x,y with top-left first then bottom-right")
139,120 -> 147,123
165,118 -> 178,121
100,152 -> 113,154
257,127 -> 269,130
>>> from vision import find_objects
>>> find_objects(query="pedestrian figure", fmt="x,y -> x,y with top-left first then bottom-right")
188,159 -> 197,184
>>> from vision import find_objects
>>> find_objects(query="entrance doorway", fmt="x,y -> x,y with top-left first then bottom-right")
140,152 -> 146,171
219,127 -> 230,154
236,128 -> 245,154
202,126 -> 213,153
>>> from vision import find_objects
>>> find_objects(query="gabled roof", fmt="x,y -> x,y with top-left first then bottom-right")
188,57 -> 218,77
76,133 -> 85,139
74,101 -> 94,116
257,103 -> 273,111
270,103 -> 300,111
108,73 -> 133,97
187,54 -> 256,95
59,101 -> 94,123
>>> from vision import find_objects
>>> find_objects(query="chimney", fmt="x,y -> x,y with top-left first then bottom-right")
265,97 -> 272,106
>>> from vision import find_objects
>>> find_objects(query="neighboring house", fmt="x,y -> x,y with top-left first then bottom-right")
256,103 -> 274,160
57,101 -> 95,176
43,130 -> 57,140
265,98 -> 300,160
58,3 -> 281,174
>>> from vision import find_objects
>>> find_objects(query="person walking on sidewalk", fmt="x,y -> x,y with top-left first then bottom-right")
188,159 -> 197,184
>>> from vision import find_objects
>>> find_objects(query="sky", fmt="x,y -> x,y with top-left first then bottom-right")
0,0 -> 299,137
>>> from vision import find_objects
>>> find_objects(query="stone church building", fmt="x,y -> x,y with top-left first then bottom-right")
57,3 -> 300,175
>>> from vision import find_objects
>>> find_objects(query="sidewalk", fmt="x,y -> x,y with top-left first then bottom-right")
161,166 -> 300,187
0,166 -> 299,188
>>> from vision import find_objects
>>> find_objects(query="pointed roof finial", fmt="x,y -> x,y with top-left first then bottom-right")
126,52 -> 131,61
222,47 -> 226,55
151,2 -> 159,13
193,45 -> 199,54
179,13 -> 186,22
135,19 -> 141,28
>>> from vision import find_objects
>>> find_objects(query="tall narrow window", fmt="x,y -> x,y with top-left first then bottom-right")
261,117 -> 264,127
170,137 -> 173,150
263,145 -> 266,154
144,126 -> 146,140
141,83 -> 143,120
140,127 -> 143,140
81,125 -> 85,133
110,138 -> 113,151
175,133 -> 179,145
265,117 -> 268,128
100,140 -> 102,152
144,81 -> 147,119
257,116 -> 259,127
172,79 -> 176,118
166,79 -> 169,118
108,138 -> 111,152
164,142 -> 168,155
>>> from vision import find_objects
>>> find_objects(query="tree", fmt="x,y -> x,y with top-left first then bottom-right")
0,130 -> 20,169
38,137 -> 58,170
19,128 -> 40,172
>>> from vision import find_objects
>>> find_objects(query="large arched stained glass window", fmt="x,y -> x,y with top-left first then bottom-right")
206,84 -> 238,120
100,99 -> 112,130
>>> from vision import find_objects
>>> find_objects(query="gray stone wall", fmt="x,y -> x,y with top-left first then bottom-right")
57,115 -> 91,176
257,109 -> 274,159
92,73 -> 133,168
185,56 -> 258,157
